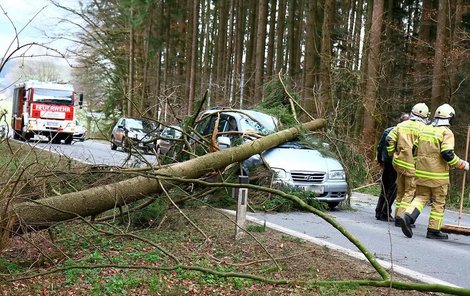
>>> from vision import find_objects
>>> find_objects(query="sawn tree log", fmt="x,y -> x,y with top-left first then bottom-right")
3,119 -> 326,230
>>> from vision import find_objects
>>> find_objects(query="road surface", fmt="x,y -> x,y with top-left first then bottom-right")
34,139 -> 157,168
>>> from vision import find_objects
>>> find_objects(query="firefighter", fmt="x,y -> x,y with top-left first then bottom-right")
400,104 -> 469,239
386,103 -> 429,226
375,113 -> 410,222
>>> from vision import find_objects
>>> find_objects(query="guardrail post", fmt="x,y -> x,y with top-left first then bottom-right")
235,175 -> 249,240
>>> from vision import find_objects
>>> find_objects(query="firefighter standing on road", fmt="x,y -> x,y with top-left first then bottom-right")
400,104 -> 469,239
386,103 -> 429,226
375,113 -> 410,222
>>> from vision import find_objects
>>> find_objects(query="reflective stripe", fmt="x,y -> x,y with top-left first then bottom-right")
429,211 -> 444,229
416,170 -> 449,177
415,169 -> 449,180
387,145 -> 395,152
448,155 -> 459,166
441,144 -> 454,151
399,126 -> 421,135
430,211 -> 444,228
415,202 -> 424,212
393,158 -> 415,170
430,211 -> 444,218
400,201 -> 412,209
420,134 -> 440,144
420,130 -> 443,141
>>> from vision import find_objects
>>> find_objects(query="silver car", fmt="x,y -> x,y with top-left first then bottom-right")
262,141 -> 347,209
73,120 -> 87,141
195,108 -> 348,208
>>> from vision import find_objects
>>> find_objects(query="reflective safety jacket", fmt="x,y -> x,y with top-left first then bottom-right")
414,125 -> 461,187
386,120 -> 426,176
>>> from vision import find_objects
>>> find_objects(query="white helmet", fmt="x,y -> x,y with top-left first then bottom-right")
434,103 -> 455,119
411,103 -> 429,118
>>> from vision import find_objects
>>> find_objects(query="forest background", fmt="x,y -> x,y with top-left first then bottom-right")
3,0 -> 470,190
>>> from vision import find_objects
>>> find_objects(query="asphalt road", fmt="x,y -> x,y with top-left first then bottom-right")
34,139 -> 158,168
28,139 -> 470,288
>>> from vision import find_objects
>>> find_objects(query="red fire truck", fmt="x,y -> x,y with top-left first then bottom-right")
11,80 -> 83,144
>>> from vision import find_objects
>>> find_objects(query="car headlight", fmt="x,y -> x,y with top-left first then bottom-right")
329,170 -> 346,180
127,131 -> 136,138
272,168 -> 287,179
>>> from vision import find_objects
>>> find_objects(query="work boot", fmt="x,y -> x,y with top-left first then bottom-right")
426,229 -> 448,240
379,214 -> 395,222
400,213 -> 414,238
394,217 -> 402,227
395,218 -> 415,228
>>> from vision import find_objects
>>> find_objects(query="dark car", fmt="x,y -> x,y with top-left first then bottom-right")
110,117 -> 159,153
156,125 -> 182,155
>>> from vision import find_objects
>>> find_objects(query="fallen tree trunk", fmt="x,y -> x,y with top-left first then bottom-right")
4,119 -> 326,228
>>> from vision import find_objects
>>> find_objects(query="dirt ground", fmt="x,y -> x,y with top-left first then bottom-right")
0,207 -> 439,295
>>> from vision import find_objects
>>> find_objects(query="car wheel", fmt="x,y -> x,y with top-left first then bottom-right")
13,131 -> 21,140
121,137 -> 130,152
111,137 -> 117,150
64,135 -> 73,144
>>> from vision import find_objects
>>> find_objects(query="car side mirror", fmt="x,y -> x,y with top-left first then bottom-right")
217,136 -> 231,149
78,94 -> 84,109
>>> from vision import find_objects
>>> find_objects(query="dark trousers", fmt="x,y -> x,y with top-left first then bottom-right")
375,162 -> 398,219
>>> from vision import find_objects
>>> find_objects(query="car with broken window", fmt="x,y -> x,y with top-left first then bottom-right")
194,108 -> 348,209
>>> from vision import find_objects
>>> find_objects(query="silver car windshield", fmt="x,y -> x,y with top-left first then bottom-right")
238,111 -> 278,135
239,118 -> 270,135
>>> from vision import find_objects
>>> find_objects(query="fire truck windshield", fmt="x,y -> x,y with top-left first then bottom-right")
33,88 -> 74,105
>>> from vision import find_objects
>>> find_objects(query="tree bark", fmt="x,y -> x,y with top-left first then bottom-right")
4,119 -> 326,229
266,0 -> 277,79
302,0 -> 319,116
275,0 -> 286,74
233,0 -> 244,107
412,0 -> 434,101
128,7 -> 135,117
361,0 -> 384,158
188,0 -> 199,115
352,0 -> 364,71
318,0 -> 334,117
254,0 -> 268,102
430,0 -> 449,112
448,0 -> 463,103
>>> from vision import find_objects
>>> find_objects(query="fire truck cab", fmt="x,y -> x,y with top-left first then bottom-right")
11,80 -> 83,144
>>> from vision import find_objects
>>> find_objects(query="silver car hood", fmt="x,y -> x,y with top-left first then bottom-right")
262,147 -> 343,172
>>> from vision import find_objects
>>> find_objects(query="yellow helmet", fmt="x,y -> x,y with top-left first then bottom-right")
434,103 -> 455,119
411,103 -> 429,118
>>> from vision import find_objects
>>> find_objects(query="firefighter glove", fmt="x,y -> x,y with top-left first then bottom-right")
458,160 -> 470,171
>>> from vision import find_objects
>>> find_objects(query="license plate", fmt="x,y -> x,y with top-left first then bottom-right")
296,185 -> 324,194
46,121 -> 60,127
